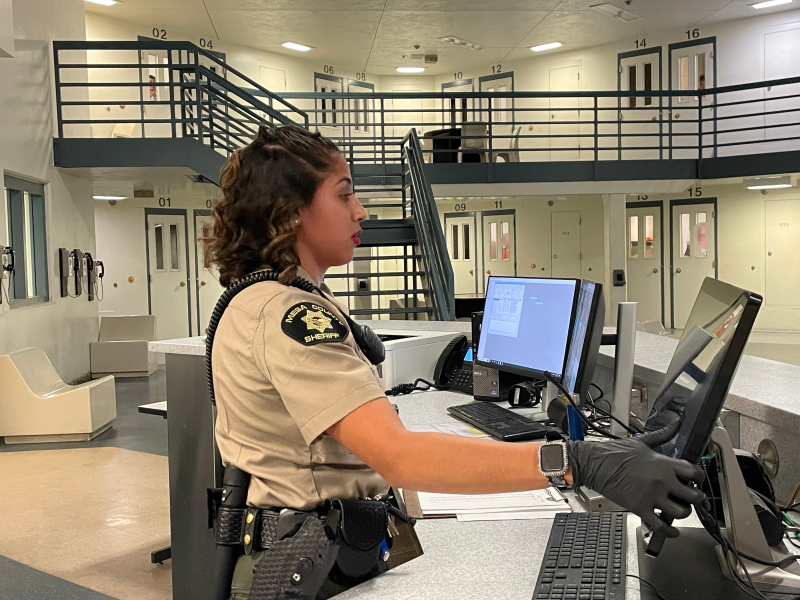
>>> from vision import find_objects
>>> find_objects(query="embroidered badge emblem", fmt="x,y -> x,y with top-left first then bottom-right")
301,310 -> 333,334
282,302 -> 349,346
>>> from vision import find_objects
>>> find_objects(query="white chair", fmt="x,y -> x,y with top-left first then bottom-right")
90,315 -> 158,378
111,123 -> 135,138
494,125 -> 521,163
0,347 -> 116,444
458,122 -> 489,163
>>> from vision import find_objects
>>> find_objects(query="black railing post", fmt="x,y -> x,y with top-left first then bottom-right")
168,49 -> 176,139
195,57 -> 202,143
669,94 -> 673,160
138,48 -> 145,138
593,96 -> 598,162
53,44 -> 64,138
488,95 -> 493,181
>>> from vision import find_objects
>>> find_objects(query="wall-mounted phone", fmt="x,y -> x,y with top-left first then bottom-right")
433,335 -> 474,395
59,248 -> 84,297
1,245 -> 14,305
83,253 -> 105,301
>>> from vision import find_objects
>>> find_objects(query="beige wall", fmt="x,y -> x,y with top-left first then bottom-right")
0,0 -> 96,383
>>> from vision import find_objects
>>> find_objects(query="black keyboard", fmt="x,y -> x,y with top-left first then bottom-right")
446,367 -> 474,394
533,512 -> 627,600
447,401 -> 551,441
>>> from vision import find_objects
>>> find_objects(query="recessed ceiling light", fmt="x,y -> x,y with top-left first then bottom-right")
397,67 -> 425,73
85,0 -> 118,5
437,36 -> 486,51
590,3 -> 642,21
751,0 -> 793,8
281,42 -> 312,52
531,42 -> 564,52
93,195 -> 127,200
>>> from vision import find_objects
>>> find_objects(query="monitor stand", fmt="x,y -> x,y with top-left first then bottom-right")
637,424 -> 800,599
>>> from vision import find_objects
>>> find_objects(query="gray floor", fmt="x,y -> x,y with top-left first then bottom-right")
0,370 -> 168,600
0,368 -> 168,456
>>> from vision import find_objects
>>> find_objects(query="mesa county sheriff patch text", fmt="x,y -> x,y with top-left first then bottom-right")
282,302 -> 349,346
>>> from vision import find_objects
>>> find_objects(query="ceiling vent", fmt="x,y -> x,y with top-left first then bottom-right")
590,3 -> 642,21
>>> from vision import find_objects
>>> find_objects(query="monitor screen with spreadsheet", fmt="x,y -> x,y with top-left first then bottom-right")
476,276 -> 580,378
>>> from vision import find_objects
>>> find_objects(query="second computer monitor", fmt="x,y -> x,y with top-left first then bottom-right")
562,280 -> 605,404
476,276 -> 580,378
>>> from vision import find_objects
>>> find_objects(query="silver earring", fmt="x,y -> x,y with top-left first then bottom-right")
294,219 -> 299,224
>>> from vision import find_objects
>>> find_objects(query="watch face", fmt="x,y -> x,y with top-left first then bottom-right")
541,444 -> 565,472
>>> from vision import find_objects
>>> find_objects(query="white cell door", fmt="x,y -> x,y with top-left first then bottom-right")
765,200 -> 800,307
764,28 -> 800,147
551,211 -> 581,279
619,52 -> 661,159
347,81 -> 375,163
194,213 -> 225,335
480,75 -> 514,139
671,202 -> 715,329
147,212 -> 191,340
626,205 -> 663,324
443,82 -> 474,128
670,42 -> 715,158
482,212 -> 516,287
445,215 -> 477,294
315,76 -> 343,137
549,65 -> 581,160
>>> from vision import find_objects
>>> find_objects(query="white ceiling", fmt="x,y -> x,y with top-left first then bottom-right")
86,0 -> 800,75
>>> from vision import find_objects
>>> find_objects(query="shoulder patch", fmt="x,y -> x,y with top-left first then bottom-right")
281,302 -> 349,346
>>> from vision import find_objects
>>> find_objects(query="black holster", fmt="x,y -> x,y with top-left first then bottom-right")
209,465 -> 251,600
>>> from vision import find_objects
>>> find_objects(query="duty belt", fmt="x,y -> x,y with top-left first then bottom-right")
215,506 -> 326,555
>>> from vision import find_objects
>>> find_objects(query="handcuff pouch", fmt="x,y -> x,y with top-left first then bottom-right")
328,498 -> 388,580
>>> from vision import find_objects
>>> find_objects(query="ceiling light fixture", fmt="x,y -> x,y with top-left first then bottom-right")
85,0 -> 118,5
281,42 -> 312,52
437,36 -> 486,51
746,175 -> 793,189
590,3 -> 642,21
93,195 -> 127,200
751,0 -> 793,8
397,67 -> 425,73
531,42 -> 564,52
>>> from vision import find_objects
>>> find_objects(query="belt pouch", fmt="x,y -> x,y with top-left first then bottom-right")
329,498 -> 388,580
249,516 -> 339,600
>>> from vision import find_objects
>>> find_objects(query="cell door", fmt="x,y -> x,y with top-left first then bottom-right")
442,80 -> 474,128
482,211 -> 516,286
551,211 -> 581,279
764,27 -> 800,147
765,200 -> 800,307
619,50 -> 661,159
626,204 -> 663,324
314,73 -> 343,136
549,65 -> 581,160
671,201 -> 716,329
146,210 -> 192,340
347,80 -> 376,163
480,73 -> 514,142
194,210 -> 225,335
445,213 -> 477,294
669,40 -> 715,158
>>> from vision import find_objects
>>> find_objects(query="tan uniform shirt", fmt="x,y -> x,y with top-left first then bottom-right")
212,267 -> 390,510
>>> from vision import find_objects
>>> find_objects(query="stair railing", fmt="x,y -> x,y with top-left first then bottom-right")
403,129 -> 455,321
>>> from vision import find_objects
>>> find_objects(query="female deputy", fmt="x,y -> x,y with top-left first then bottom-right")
205,125 -> 704,599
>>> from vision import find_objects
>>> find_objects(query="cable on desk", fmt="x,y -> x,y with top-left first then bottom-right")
626,574 -> 672,600
385,378 -> 438,396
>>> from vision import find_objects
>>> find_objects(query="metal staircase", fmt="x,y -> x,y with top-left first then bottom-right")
51,40 -> 455,321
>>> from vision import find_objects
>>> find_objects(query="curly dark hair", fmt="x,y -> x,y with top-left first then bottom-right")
203,125 -> 342,286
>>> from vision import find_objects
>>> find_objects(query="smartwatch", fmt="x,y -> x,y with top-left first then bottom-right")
538,440 -> 569,478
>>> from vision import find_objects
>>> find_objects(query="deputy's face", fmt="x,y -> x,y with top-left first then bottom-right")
296,155 -> 367,268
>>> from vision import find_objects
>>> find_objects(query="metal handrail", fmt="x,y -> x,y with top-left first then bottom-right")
402,129 -> 455,321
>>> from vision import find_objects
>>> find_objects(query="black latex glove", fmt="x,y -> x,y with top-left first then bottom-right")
567,420 -> 706,538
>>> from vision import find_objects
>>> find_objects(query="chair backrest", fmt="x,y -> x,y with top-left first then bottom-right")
510,126 -> 521,150
98,315 -> 157,342
461,123 -> 488,149
111,123 -> 135,138
4,347 -> 65,395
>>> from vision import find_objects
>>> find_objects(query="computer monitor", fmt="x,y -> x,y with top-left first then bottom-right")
562,280 -> 605,404
644,277 -> 762,463
476,276 -> 580,378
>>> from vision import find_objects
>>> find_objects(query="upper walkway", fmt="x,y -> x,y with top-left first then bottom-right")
52,40 -> 800,187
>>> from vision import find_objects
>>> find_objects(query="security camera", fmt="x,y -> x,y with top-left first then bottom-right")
761,189 -> 769,195
413,44 -> 421,50
624,0 -> 632,4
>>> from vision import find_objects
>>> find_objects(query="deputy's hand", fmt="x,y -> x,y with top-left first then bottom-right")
567,421 -> 705,537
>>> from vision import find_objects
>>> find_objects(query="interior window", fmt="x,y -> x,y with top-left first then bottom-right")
489,222 -> 498,260
154,224 -> 165,270
680,213 -> 691,257
629,215 -> 639,259
644,63 -> 653,106
696,212 -> 708,257
628,65 -> 637,108
679,56 -> 690,102
170,223 -> 180,270
501,221 -> 510,261
463,223 -> 470,260
644,214 -> 655,259
696,53 -> 706,92
4,175 -> 49,304
452,224 -> 459,260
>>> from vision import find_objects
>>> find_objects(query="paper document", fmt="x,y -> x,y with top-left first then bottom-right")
417,487 -> 570,516
431,421 -> 490,438
457,509 -> 569,522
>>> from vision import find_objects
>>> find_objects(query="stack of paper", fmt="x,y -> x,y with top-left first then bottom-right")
416,488 -> 572,522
